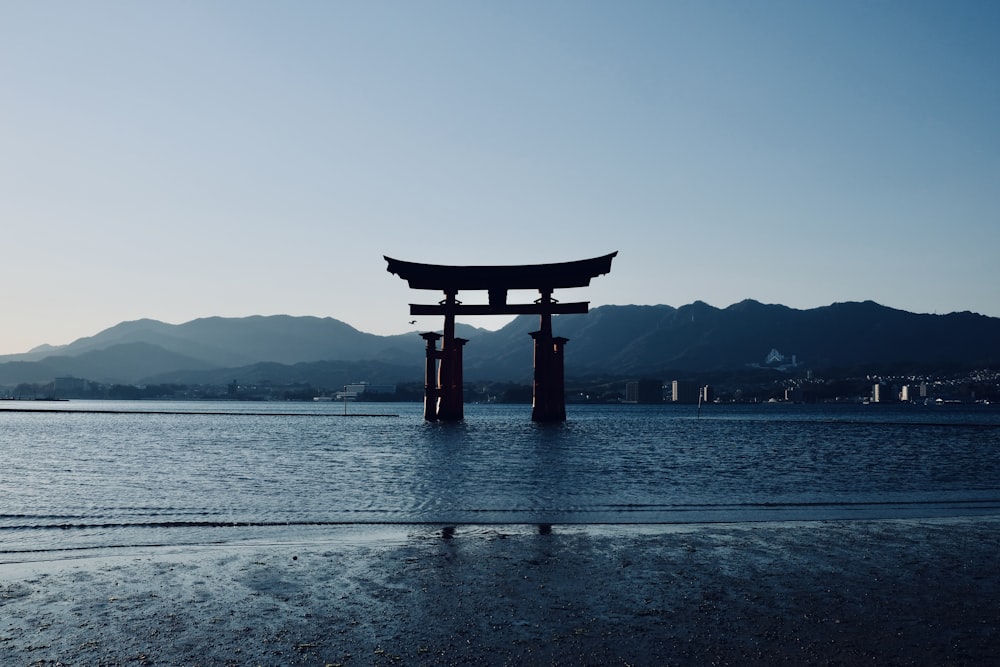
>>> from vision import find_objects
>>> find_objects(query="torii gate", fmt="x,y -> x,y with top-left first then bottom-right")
384,252 -> 617,422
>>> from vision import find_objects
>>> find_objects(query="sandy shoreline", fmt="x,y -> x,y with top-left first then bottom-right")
3,518 -> 998,666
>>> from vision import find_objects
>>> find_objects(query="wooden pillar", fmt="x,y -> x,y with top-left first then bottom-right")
530,329 -> 550,421
420,332 -> 441,421
438,337 -> 467,421
531,332 -> 569,422
436,291 -> 466,421
531,289 -> 567,422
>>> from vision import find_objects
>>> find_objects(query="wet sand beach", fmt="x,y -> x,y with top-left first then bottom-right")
2,517 -> 998,666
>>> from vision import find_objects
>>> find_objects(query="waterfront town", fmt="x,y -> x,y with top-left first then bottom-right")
4,368 -> 997,406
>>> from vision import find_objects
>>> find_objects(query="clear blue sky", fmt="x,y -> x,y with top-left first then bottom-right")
2,1 -> 998,354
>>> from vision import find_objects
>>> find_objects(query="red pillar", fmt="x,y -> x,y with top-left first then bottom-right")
531,331 -> 569,422
530,330 -> 550,421
531,290 -> 569,422
420,332 -> 441,421
435,290 -> 466,421
438,337 -> 467,421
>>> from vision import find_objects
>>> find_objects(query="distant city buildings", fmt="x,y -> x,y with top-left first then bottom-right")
784,386 -> 804,402
671,380 -> 700,404
621,380 -> 713,404
873,383 -> 897,403
873,382 -> 932,403
624,379 -> 663,404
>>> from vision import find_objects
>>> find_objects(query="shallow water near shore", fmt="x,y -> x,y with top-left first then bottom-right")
2,401 -> 999,559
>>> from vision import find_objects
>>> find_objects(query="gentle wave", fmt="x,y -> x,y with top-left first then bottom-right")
2,401 -> 999,555
4,497 -> 1000,532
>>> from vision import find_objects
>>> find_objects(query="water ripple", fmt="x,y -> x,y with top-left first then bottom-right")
1,401 -> 998,553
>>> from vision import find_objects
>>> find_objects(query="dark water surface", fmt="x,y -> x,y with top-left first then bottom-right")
2,401 -> 999,557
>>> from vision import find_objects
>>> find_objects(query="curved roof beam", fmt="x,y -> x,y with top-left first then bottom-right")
384,252 -> 617,292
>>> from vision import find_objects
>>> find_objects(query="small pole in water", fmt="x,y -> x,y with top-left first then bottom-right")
697,389 -> 702,418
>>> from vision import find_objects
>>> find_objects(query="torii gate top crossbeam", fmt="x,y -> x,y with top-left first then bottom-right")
384,252 -> 617,292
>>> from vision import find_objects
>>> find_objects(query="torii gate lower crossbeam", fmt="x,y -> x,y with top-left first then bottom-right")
385,252 -> 616,422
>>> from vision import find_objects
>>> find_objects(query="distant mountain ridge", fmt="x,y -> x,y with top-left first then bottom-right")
8,316 -> 421,366
457,300 -> 1000,380
1,301 -> 998,388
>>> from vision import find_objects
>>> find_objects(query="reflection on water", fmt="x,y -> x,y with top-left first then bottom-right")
1,401 -> 999,554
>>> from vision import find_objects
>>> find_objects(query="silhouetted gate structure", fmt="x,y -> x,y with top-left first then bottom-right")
385,252 -> 617,422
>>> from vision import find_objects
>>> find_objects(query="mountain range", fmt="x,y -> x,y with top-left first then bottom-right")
1,300 -> 998,389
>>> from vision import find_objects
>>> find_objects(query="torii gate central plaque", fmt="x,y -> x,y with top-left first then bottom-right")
385,252 -> 616,422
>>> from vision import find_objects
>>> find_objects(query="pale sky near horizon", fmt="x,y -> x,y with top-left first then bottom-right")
2,1 -> 998,355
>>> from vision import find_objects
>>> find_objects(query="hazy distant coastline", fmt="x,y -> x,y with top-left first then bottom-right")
2,300 -> 998,404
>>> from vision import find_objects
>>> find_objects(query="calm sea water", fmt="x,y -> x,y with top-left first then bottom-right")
2,400 -> 999,558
